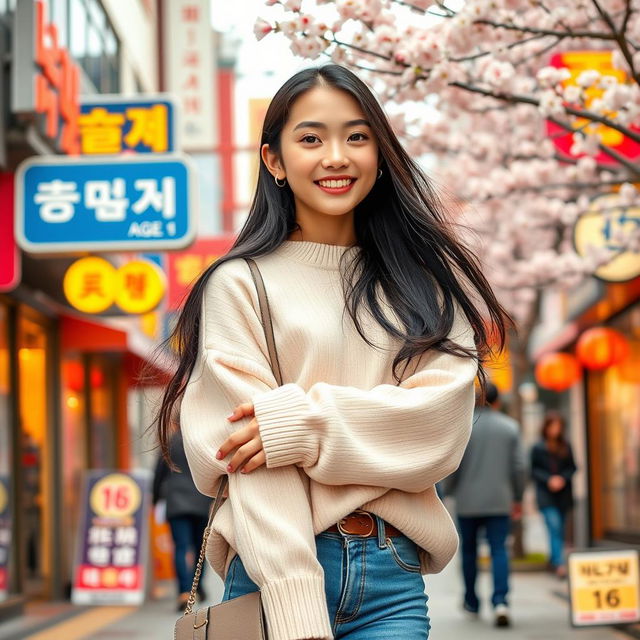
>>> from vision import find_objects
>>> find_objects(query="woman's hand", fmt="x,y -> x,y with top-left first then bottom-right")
547,475 -> 566,492
216,403 -> 266,474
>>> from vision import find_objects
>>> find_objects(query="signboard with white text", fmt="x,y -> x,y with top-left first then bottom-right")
72,471 -> 151,605
15,155 -> 197,253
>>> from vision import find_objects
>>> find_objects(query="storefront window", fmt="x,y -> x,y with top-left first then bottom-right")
589,304 -> 640,539
63,0 -> 121,93
89,355 -> 116,469
0,303 -> 12,601
18,311 -> 52,597
61,355 -> 87,588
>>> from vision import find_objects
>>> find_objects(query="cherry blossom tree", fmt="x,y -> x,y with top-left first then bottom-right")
256,0 -> 640,421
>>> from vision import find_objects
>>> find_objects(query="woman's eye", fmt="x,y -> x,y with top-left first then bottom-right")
349,132 -> 369,142
301,135 -> 320,144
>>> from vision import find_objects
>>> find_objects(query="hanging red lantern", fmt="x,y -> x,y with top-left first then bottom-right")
63,360 -> 84,392
535,352 -> 582,392
576,327 -> 629,371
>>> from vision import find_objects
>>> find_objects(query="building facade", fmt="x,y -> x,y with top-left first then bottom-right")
0,0 -> 166,619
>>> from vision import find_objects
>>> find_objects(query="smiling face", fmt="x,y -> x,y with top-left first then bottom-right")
261,84 -> 379,242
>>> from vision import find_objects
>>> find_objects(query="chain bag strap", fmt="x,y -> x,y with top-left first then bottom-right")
182,257 -> 283,617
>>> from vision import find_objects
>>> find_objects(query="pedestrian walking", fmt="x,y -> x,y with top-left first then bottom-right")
152,428 -> 212,612
443,382 -> 525,628
155,64 -> 509,640
530,411 -> 577,579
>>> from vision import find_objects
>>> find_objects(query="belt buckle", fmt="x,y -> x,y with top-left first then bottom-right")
337,509 -> 375,537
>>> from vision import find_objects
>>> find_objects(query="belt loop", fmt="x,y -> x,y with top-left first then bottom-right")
375,515 -> 386,548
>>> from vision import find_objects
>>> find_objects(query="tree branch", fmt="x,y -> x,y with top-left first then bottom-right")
447,81 -> 640,146
474,18 -> 616,41
590,0 -> 640,84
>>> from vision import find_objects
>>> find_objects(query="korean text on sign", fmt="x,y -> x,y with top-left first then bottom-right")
16,155 -> 196,253
79,98 -> 175,154
569,549 -> 640,627
72,471 -> 151,606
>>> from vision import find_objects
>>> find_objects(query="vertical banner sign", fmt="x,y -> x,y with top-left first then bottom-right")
0,174 -> 20,292
12,0 -> 81,154
72,471 -> 151,605
79,96 -> 178,155
163,0 -> 216,151
568,549 -> 640,626
0,475 -> 10,601
16,155 -> 197,253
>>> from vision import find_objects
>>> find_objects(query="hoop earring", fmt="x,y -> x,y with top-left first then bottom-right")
377,168 -> 383,180
275,175 -> 287,188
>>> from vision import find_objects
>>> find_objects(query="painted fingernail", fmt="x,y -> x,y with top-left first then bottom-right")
227,464 -> 233,472
216,451 -> 222,460
240,468 -> 247,474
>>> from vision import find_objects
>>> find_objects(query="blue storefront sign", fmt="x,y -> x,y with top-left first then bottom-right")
15,155 -> 197,253
79,95 -> 178,154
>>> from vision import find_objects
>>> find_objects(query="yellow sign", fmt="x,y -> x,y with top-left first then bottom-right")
63,257 -> 166,315
569,549 -> 640,626
90,473 -> 142,519
115,260 -> 165,314
63,257 -> 117,313
574,194 -> 640,282
78,102 -> 170,154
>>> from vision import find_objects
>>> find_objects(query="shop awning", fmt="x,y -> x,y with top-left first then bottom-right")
61,314 -> 174,385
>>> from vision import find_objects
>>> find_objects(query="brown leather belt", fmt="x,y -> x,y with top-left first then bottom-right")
325,510 -> 402,538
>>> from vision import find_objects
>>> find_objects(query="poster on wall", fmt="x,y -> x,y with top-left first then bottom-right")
71,470 -> 151,605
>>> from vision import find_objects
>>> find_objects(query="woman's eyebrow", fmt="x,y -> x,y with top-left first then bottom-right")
292,119 -> 371,131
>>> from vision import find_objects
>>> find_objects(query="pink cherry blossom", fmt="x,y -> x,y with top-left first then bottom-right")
258,0 -> 640,333
253,17 -> 273,41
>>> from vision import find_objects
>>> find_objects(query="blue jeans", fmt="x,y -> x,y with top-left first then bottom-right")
540,506 -> 566,568
168,514 -> 209,594
223,515 -> 430,639
458,515 -> 510,611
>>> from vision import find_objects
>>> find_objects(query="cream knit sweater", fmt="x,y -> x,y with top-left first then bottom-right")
181,240 -> 477,640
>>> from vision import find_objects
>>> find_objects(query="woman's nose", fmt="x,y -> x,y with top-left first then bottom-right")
321,142 -> 349,169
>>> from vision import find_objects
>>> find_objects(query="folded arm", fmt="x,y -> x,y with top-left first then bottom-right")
254,311 -> 478,494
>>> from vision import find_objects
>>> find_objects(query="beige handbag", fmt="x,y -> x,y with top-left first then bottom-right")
175,258 -> 282,640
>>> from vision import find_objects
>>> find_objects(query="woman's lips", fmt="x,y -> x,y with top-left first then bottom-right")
314,178 -> 357,195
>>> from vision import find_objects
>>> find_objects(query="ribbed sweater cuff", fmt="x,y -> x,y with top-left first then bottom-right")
261,575 -> 333,640
254,384 -> 318,468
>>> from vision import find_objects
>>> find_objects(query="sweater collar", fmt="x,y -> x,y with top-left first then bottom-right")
276,240 -> 360,269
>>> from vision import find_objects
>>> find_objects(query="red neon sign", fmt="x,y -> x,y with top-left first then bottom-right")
34,0 -> 80,155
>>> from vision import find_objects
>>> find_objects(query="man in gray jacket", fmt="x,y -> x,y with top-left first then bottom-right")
444,383 -> 525,628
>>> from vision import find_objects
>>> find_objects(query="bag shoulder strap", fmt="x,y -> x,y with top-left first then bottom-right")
245,257 -> 283,387
184,257 -> 281,615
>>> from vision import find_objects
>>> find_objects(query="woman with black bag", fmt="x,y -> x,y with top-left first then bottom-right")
156,64 -> 509,639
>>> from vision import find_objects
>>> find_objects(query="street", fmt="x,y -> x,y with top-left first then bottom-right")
0,554 -> 631,640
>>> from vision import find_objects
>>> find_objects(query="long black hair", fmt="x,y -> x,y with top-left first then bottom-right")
154,64 -> 510,462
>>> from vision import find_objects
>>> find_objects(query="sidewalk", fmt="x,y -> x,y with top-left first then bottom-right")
4,556 -> 631,640
427,555 -> 629,639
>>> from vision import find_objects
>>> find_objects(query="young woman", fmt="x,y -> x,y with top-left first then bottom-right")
156,65 -> 508,640
530,411 -> 577,579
